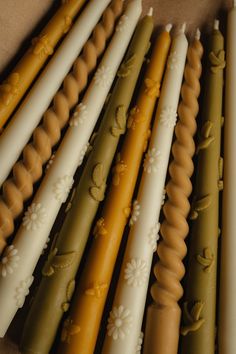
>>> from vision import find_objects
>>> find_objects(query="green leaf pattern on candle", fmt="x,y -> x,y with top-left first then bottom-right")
196,121 -> 215,154
61,279 -> 76,312
42,248 -> 77,277
209,50 -> 225,74
181,301 -> 205,336
89,163 -> 106,201
117,54 -> 136,78
196,248 -> 214,273
189,195 -> 212,220
110,105 -> 127,137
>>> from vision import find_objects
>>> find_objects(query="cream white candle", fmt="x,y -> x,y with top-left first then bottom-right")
0,0 -> 111,187
0,0 -> 142,338
102,24 -> 188,354
219,3 -> 236,354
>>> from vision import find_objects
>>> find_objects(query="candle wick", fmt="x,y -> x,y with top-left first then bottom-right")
147,7 -> 153,17
214,19 -> 219,30
165,23 -> 173,33
195,28 -> 201,40
180,22 -> 187,33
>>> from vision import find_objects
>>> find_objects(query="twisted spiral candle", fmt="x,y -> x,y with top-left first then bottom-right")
0,0 -> 123,253
143,30 -> 203,354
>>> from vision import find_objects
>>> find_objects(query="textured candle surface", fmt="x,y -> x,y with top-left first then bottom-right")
143,30 -> 203,354
0,0 -> 86,129
180,23 -> 224,354
20,7 -> 149,354
0,0 -> 142,338
0,0 -> 111,187
0,0 -> 123,254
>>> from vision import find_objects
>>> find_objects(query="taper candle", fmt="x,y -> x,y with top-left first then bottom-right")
0,0 -> 86,129
0,0 -> 142,338
102,24 -> 187,354
0,0 -> 111,187
143,29 -> 203,354
219,4 -> 236,354
180,20 -> 224,354
0,0 -> 123,253
21,10 -> 152,354
57,21 -> 171,354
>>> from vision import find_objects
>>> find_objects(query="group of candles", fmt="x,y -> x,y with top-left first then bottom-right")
0,0 -> 235,353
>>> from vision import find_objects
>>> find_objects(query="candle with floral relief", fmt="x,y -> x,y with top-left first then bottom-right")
0,0 -> 111,187
0,0 -> 142,338
0,0 -> 86,129
21,7 -> 150,354
102,23 -> 188,354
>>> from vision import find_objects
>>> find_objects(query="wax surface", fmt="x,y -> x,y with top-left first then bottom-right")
0,0 -> 86,128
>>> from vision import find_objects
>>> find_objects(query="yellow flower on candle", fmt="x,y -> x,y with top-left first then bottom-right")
112,153 -> 127,186
61,318 -> 81,344
0,73 -> 20,106
32,35 -> 54,58
144,78 -> 160,98
93,218 -> 107,239
127,106 -> 145,130
63,16 -> 73,34
85,282 -> 108,298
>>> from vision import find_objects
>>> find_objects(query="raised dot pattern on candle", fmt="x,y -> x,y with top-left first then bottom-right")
0,0 -> 123,251
150,38 -> 203,313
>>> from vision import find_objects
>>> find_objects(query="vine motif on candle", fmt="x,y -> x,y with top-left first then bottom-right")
78,142 -> 89,166
129,200 -> 140,226
148,222 -> 160,252
209,50 -> 225,74
85,282 -> 108,298
136,332 -> 144,353
61,317 -> 81,344
127,106 -> 145,130
117,54 -> 136,78
93,218 -> 108,239
61,279 -> 75,312
189,194 -> 212,220
144,78 -> 160,98
0,72 -> 20,106
89,163 -> 106,202
143,147 -> 162,174
196,120 -> 215,154
167,50 -> 180,70
22,203 -> 46,231
107,305 -> 133,340
53,175 -> 74,203
63,16 -> 72,34
110,105 -> 127,137
124,258 -> 148,287
15,275 -> 34,308
42,248 -> 77,277
94,65 -> 113,89
31,34 -> 53,58
115,14 -> 129,33
159,106 -> 177,128
112,153 -> 127,186
69,103 -> 88,127
181,301 -> 205,336
0,245 -> 19,277
196,247 -> 214,273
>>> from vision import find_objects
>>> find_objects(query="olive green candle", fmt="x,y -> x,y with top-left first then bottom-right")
21,15 -> 153,354
180,20 -> 225,354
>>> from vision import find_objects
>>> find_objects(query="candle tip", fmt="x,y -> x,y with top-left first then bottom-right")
180,22 -> 187,33
147,7 -> 153,16
214,19 -> 219,30
165,23 -> 172,32
195,28 -> 201,40
234,0 -> 236,8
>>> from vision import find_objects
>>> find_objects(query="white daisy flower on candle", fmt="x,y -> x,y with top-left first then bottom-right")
69,103 -> 88,127
143,148 -> 162,174
22,203 -> 46,231
94,65 -> 113,89
159,107 -> 177,128
148,222 -> 160,252
107,305 -> 133,340
0,245 -> 19,277
116,15 -> 129,33
46,153 -> 55,171
135,332 -> 144,353
78,142 -> 89,166
167,50 -> 180,70
124,258 -> 148,287
129,200 -> 140,226
53,175 -> 74,203
15,275 -> 34,308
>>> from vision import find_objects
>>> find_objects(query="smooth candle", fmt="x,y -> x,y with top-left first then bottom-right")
21,7 -> 149,354
0,0 -> 86,129
0,0 -> 123,253
181,20 -> 224,354
0,0 -> 111,187
0,0 -> 142,338
143,29 -> 203,354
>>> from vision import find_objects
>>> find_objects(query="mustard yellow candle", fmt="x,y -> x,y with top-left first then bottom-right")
58,25 -> 171,354
0,0 -> 86,128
